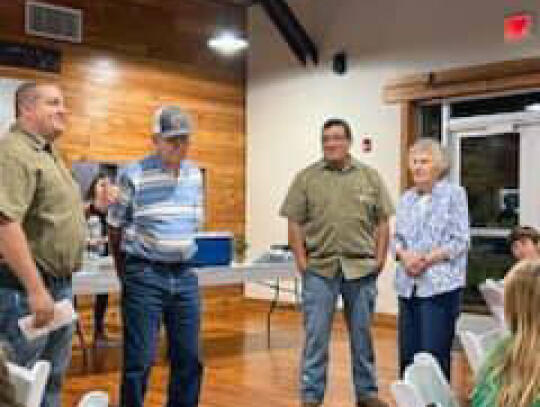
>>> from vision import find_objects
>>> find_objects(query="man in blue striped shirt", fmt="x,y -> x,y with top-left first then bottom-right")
108,106 -> 204,407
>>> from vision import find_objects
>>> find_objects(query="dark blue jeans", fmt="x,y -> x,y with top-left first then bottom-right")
398,288 -> 462,381
120,256 -> 203,407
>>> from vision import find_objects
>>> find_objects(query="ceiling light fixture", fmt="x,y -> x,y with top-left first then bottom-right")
208,31 -> 248,55
525,103 -> 540,112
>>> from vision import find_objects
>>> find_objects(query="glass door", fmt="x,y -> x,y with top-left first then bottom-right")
446,113 -> 540,308
449,131 -> 519,232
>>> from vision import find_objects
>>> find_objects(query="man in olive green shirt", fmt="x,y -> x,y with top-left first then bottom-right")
0,82 -> 86,407
280,119 -> 393,407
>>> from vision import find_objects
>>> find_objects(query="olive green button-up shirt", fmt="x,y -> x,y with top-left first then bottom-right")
0,126 -> 86,277
280,158 -> 394,279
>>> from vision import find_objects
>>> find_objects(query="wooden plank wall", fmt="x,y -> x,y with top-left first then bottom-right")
0,0 -> 246,236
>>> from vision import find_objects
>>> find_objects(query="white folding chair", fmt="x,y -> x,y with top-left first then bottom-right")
77,390 -> 109,407
403,353 -> 459,407
390,380 -> 426,407
6,360 -> 51,407
458,328 -> 506,376
478,328 -> 505,352
479,279 -> 505,327
458,330 -> 483,376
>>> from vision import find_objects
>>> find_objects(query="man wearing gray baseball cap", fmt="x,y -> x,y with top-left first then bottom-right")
108,106 -> 204,407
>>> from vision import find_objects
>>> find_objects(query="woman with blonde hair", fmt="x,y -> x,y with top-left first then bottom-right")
472,260 -> 540,407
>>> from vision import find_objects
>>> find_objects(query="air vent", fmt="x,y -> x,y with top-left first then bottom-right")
25,1 -> 82,43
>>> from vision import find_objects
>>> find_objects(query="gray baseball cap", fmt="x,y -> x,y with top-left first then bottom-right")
153,106 -> 192,138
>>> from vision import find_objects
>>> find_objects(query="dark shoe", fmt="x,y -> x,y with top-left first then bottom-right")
357,394 -> 389,407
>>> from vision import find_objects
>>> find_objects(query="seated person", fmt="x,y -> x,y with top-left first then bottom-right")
503,226 -> 540,284
472,260 -> 540,407
508,226 -> 540,261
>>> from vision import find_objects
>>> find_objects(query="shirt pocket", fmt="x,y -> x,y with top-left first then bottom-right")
306,182 -> 331,219
34,163 -> 74,213
349,186 -> 379,223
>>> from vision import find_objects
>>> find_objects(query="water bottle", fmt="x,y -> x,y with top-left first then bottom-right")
87,215 -> 103,259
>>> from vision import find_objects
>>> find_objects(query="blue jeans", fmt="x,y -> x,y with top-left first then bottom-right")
398,288 -> 462,381
0,273 -> 73,407
120,256 -> 203,407
300,269 -> 378,404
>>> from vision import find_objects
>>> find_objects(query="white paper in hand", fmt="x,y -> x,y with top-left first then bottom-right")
18,299 -> 78,341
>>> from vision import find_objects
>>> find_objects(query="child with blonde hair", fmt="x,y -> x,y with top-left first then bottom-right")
472,260 -> 540,407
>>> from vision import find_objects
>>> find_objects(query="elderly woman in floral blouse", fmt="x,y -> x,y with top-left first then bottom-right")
393,138 -> 470,381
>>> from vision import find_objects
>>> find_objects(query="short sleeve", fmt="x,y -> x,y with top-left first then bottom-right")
0,151 -> 36,222
279,171 -> 308,223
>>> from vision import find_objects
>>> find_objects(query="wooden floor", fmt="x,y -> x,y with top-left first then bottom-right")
65,290 -> 474,406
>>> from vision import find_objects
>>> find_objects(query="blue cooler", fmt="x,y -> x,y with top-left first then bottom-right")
190,232 -> 233,267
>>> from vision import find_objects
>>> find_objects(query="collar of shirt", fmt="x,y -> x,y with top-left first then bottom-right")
151,153 -> 192,176
319,155 -> 361,172
411,177 -> 449,200
12,124 -> 53,153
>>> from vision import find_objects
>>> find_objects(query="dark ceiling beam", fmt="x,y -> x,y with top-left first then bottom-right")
259,0 -> 318,65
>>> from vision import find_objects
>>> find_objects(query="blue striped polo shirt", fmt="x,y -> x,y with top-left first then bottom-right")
107,154 -> 204,262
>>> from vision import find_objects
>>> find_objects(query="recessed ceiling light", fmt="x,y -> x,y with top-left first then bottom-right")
208,32 -> 248,55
